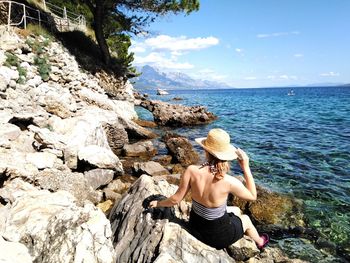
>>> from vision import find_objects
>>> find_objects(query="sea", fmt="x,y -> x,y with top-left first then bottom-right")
136,86 -> 350,261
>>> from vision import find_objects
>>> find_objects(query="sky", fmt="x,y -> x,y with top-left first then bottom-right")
130,0 -> 350,88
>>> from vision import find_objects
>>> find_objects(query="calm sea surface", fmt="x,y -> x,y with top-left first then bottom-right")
136,86 -> 350,248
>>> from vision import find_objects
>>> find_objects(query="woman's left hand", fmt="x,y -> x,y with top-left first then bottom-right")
149,200 -> 158,208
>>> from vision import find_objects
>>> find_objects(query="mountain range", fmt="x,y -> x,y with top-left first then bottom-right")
132,65 -> 233,90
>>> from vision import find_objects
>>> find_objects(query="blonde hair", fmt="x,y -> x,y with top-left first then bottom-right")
205,151 -> 230,180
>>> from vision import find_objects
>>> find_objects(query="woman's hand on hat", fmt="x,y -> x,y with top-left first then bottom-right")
237,148 -> 250,170
149,200 -> 158,208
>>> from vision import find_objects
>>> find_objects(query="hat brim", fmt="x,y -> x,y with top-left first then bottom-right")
195,137 -> 238,161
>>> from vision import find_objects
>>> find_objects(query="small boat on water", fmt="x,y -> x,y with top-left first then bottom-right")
287,90 -> 295,96
157,88 -> 169,95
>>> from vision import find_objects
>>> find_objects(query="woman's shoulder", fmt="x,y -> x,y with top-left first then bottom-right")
186,164 -> 201,173
224,174 -> 243,185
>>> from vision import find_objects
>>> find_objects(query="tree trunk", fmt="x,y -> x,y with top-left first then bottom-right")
93,1 -> 111,65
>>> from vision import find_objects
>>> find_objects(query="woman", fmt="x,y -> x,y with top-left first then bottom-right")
149,128 -> 269,250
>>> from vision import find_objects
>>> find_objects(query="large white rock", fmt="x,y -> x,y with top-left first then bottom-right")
0,123 -> 21,141
0,236 -> 32,263
78,145 -> 123,172
0,66 -> 19,83
0,179 -> 116,263
26,152 -> 57,169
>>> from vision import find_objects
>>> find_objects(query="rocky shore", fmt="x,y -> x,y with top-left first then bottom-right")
0,26 -> 346,263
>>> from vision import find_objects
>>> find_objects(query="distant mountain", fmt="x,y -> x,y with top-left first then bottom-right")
132,65 -> 233,90
305,82 -> 345,87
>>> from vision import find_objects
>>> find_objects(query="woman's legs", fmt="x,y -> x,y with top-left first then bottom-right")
239,214 -> 264,247
226,206 -> 242,216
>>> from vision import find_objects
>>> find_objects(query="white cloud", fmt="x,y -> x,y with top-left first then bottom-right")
266,75 -> 298,80
235,48 -> 243,53
129,46 -> 146,53
320,71 -> 340,77
144,35 -> 219,51
244,76 -> 257,80
257,31 -> 300,38
133,52 -> 194,70
294,53 -> 304,58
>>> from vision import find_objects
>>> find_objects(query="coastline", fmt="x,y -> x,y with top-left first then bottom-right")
0,26 -> 348,262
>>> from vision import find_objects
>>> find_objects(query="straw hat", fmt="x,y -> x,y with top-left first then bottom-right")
195,128 -> 238,161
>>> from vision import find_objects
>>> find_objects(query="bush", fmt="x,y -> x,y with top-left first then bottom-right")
4,52 -> 19,67
34,55 -> 51,81
4,52 -> 27,83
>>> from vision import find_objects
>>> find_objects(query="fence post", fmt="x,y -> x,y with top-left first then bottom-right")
63,6 -> 67,19
38,10 -> 41,27
23,4 -> 26,29
7,1 -> 12,30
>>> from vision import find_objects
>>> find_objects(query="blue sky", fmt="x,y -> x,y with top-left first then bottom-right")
130,0 -> 350,88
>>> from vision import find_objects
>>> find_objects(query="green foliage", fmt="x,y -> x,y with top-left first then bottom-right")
17,66 -> 27,84
107,34 -> 135,71
81,0 -> 200,69
26,37 -> 52,81
34,55 -> 51,81
4,52 -> 27,83
4,52 -> 19,67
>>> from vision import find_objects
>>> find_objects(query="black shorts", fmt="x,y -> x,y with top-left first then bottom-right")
188,210 -> 244,250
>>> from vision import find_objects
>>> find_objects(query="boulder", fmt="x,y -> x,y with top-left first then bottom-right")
26,152 -> 57,170
152,155 -> 173,166
0,236 -> 32,263
35,169 -> 101,205
132,161 -> 170,177
103,122 -> 129,154
109,175 -> 260,263
0,178 -> 115,263
164,135 -> 200,166
0,149 -> 38,181
0,123 -> 21,141
118,116 -> 158,140
84,169 -> 115,190
78,145 -> 123,173
123,140 -> 157,158
230,183 -> 305,227
139,99 -> 217,126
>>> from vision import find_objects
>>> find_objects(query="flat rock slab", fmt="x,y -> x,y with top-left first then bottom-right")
132,161 -> 170,177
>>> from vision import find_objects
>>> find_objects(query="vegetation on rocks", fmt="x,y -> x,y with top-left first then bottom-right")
4,52 -> 27,84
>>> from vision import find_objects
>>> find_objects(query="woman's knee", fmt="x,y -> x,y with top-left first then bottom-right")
240,214 -> 253,231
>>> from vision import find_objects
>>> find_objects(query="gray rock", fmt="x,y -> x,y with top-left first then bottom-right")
132,161 -> 170,177
123,140 -> 157,158
139,98 -> 217,126
35,169 -> 101,205
226,236 -> 260,261
1,179 -> 115,263
84,169 -> 115,190
109,175 -> 235,263
165,136 -> 200,166
104,123 -> 129,154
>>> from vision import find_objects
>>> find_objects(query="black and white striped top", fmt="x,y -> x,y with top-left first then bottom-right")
192,199 -> 226,220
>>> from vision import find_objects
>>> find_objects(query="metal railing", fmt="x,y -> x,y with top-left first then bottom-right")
0,0 -> 86,32
0,0 -> 43,30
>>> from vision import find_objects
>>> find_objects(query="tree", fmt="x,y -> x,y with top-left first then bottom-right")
83,0 -> 200,66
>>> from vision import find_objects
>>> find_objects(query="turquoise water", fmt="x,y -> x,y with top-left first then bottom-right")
137,86 -> 350,248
